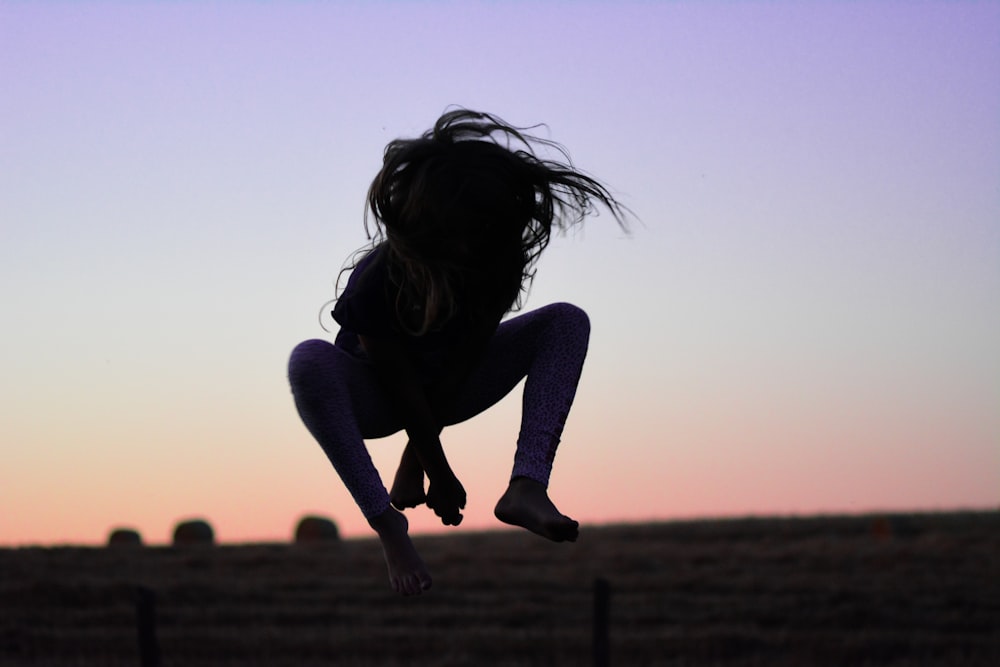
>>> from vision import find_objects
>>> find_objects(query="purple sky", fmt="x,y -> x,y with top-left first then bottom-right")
1,2 -> 997,545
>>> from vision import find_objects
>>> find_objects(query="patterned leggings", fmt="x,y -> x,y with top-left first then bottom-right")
287,302 -> 590,519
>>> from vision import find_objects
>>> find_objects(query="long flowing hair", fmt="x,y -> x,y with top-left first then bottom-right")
347,108 -> 629,335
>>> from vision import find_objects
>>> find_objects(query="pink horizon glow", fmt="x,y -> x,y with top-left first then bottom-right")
1,2 -> 997,546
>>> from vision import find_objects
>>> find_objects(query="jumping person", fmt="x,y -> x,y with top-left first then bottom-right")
288,109 -> 627,595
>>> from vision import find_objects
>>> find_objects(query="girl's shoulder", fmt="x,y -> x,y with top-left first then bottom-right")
332,243 -> 394,336
351,242 -> 388,278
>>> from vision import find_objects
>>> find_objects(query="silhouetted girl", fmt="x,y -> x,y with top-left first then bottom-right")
288,109 -> 627,595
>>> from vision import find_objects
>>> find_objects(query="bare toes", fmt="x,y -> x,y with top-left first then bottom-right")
551,518 -> 579,542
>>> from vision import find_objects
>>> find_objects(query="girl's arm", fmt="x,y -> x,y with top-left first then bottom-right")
394,311 -> 501,490
358,334 -> 466,525
385,314 -> 501,512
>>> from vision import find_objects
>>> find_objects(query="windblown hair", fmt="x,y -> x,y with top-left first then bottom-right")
353,108 -> 628,335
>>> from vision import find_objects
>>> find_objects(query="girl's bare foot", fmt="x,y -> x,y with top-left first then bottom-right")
389,443 -> 427,509
494,477 -> 579,542
367,508 -> 432,596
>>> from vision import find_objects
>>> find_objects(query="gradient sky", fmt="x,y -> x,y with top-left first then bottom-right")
2,1 -> 998,546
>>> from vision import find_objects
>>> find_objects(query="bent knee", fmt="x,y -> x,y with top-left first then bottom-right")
288,339 -> 337,389
546,302 -> 590,337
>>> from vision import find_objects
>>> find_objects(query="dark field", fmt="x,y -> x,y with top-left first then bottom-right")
2,512 -> 997,666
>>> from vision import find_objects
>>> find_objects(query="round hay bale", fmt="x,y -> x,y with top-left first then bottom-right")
107,527 -> 143,548
172,518 -> 215,547
294,515 -> 340,544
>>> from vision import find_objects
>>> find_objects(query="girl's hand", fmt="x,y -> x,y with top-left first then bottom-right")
426,472 -> 466,526
389,441 -> 428,510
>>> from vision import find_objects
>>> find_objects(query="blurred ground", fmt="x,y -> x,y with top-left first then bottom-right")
1,511 -> 997,666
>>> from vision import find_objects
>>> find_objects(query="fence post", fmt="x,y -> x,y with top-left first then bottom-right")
593,577 -> 611,667
134,586 -> 161,667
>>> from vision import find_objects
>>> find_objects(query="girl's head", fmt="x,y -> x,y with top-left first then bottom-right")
362,108 -> 627,333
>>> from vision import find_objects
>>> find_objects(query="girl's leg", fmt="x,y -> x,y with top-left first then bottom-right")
288,339 -> 399,519
447,301 -> 591,487
288,340 -> 431,595
446,302 -> 590,541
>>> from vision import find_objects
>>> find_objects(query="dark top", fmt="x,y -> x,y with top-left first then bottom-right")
332,243 -> 482,382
